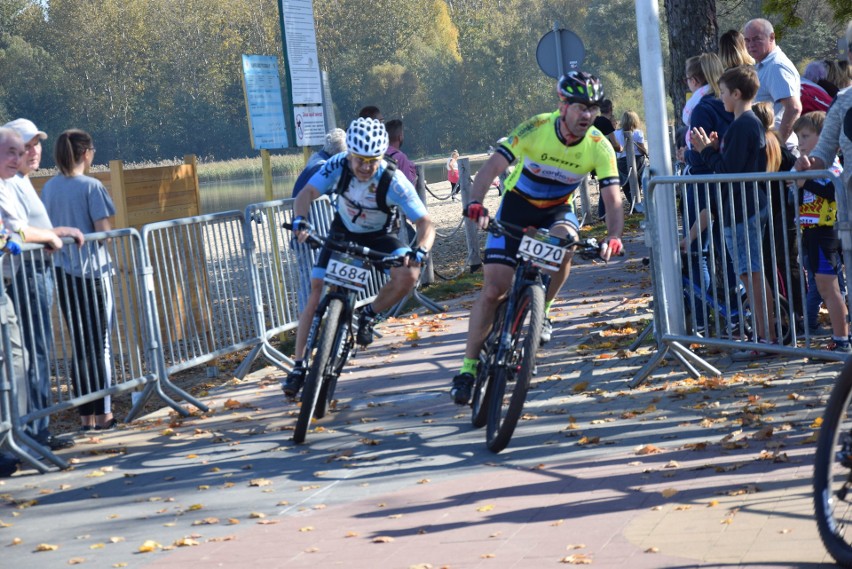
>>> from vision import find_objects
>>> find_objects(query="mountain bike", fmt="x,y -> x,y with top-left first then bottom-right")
282,222 -> 407,444
469,219 -> 603,453
813,358 -> 852,566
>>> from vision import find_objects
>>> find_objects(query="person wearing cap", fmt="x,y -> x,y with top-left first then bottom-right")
2,120 -> 83,452
281,117 -> 435,399
449,71 -> 624,406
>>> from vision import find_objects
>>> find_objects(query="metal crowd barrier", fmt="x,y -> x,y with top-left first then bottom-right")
1,229 -> 208,471
140,212 -> 259,377
1,188 -> 434,474
633,169 -> 852,386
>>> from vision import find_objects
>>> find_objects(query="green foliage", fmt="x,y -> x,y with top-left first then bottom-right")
1,0 -> 848,170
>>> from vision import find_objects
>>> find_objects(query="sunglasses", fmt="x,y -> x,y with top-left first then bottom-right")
350,153 -> 381,165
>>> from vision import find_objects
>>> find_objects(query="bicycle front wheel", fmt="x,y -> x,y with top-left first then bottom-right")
486,284 -> 544,453
294,298 -> 344,444
814,358 -> 852,566
472,302 -> 506,429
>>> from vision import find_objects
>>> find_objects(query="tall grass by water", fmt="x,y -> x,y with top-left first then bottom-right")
59,153 -> 306,183
196,154 -> 305,182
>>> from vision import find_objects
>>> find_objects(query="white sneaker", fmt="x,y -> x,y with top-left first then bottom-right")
540,318 -> 553,345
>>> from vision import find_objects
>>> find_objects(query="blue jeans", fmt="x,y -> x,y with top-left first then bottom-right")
723,210 -> 767,275
7,261 -> 54,439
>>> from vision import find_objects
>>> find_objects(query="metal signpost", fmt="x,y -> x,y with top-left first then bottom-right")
278,0 -> 326,152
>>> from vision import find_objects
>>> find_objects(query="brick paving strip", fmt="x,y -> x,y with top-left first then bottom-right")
0,234 -> 842,568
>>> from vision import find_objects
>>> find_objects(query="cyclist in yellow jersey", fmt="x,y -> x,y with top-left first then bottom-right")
451,71 -> 624,405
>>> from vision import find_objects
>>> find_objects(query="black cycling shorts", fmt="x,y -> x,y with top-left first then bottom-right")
312,218 -> 409,280
483,191 -> 579,267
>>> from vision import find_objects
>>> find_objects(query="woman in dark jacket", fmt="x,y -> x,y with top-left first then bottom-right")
681,53 -> 735,329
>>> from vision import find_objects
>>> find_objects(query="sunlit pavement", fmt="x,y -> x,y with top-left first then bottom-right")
0,234 -> 842,568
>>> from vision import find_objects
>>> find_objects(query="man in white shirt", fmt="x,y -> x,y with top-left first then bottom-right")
2,120 -> 81,453
743,18 -> 803,149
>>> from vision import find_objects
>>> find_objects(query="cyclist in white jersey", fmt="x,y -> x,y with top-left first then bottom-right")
283,118 -> 436,398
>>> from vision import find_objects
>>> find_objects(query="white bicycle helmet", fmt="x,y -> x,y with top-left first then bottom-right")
346,117 -> 388,157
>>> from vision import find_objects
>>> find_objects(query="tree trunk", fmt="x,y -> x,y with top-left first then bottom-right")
665,0 -> 718,127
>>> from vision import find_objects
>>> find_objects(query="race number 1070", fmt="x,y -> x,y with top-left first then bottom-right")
518,234 -> 565,270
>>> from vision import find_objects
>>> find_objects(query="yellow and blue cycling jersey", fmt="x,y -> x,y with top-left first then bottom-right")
496,110 -> 619,208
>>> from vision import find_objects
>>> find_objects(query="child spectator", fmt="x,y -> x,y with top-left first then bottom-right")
689,65 -> 777,358
792,111 -> 849,353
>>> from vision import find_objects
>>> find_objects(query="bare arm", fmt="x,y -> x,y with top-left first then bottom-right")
776,96 -> 802,144
599,182 -> 623,260
470,153 -> 509,205
413,215 -> 436,253
606,132 -> 623,153
21,225 -> 62,250
293,185 -> 321,219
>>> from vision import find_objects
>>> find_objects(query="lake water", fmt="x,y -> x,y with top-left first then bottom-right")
198,157 -> 488,215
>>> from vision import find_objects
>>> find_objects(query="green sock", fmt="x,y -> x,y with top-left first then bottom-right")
460,357 -> 478,376
544,299 -> 554,317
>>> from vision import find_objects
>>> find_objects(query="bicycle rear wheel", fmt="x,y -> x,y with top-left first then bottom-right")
472,302 -> 506,428
814,358 -> 852,566
294,298 -> 344,444
486,285 -> 544,453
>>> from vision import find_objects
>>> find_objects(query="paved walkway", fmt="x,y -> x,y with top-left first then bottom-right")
0,234 -> 845,568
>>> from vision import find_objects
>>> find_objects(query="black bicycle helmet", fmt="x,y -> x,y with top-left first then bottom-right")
557,71 -> 604,105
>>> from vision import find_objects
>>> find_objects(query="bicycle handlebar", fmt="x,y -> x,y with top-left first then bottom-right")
485,218 -> 614,260
282,221 -> 408,268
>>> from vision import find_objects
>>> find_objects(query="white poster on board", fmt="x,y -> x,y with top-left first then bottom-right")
282,0 -> 323,106
294,105 -> 326,147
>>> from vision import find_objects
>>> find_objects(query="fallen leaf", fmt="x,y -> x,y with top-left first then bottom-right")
173,537 -> 199,547
10,537 -> 22,546
636,444 -> 663,455
561,553 -> 593,564
35,543 -> 59,552
661,488 -> 679,498
645,547 -> 660,553
90,543 -> 105,549
299,526 -> 314,532
481,553 -> 496,558
138,540 -> 162,553
373,536 -> 395,543
68,557 -> 86,565
249,478 -> 272,487
248,512 -> 266,519
476,504 -> 495,512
